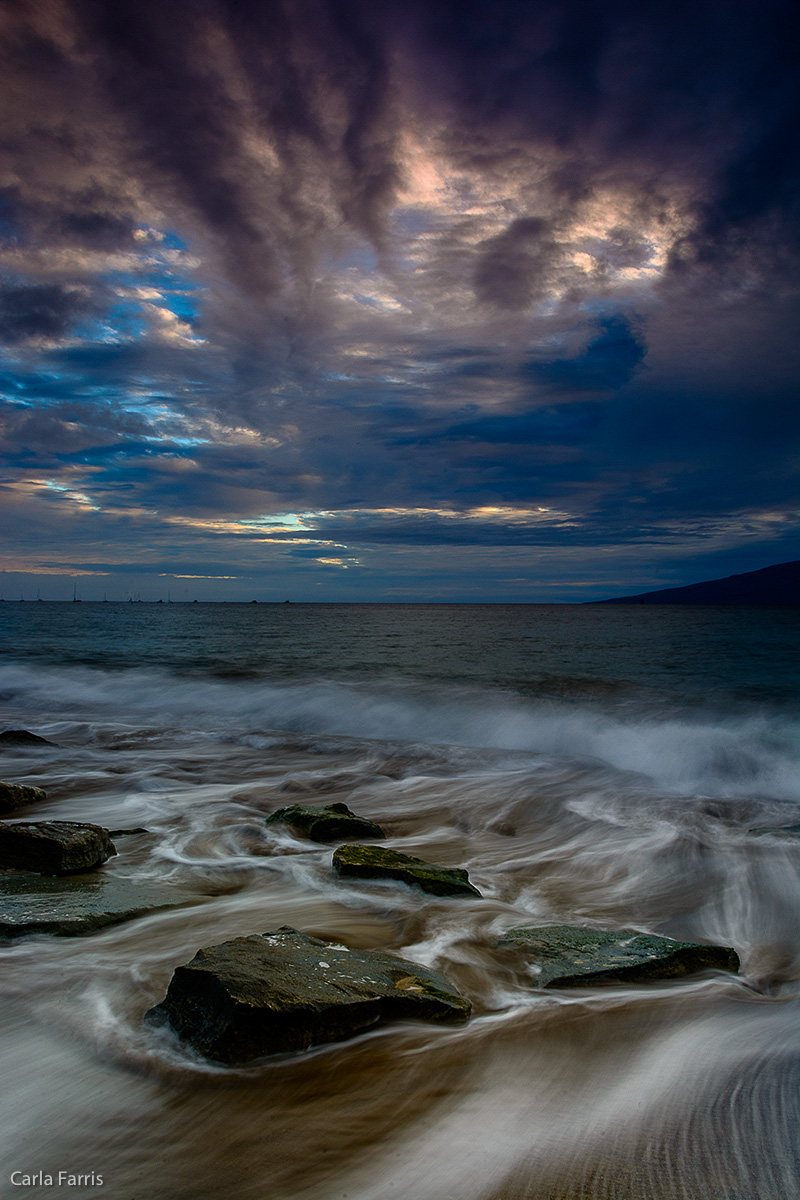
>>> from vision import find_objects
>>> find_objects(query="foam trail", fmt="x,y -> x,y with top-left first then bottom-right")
4,662 -> 799,799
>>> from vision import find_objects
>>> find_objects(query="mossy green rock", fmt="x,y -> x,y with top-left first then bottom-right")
498,923 -> 739,987
0,781 -> 47,814
0,873 -> 189,938
0,820 -> 116,874
333,844 -> 481,898
146,926 -> 471,1063
266,802 -> 385,842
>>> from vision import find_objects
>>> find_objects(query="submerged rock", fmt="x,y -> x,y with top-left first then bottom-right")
498,923 -> 740,988
0,873 -> 189,938
266,801 -> 385,842
333,844 -> 482,898
0,821 -> 116,874
0,781 -> 48,815
0,730 -> 56,747
749,823 -> 800,838
146,926 -> 470,1063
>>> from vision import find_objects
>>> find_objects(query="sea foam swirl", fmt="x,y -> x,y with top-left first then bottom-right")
3,661 -> 798,801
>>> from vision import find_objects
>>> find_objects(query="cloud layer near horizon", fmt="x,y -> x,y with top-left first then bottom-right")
1,0 -> 798,599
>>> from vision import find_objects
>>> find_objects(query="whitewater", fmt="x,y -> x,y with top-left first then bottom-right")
0,601 -> 798,1199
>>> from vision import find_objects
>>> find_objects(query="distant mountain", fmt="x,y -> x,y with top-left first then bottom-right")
594,560 -> 800,605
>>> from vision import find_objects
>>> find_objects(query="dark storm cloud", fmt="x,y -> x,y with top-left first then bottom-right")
5,0 -> 795,303
0,185 -> 135,252
1,0 -> 798,596
63,0 -> 402,297
0,283 -> 98,343
434,403 -> 603,448
420,0 -> 799,226
474,217 -> 560,309
57,208 -> 136,249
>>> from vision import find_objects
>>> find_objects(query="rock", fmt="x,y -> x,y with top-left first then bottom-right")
145,926 -> 471,1063
0,873 -> 190,938
0,729 -> 56,747
265,801 -> 385,842
498,924 -> 740,987
749,823 -> 800,838
0,821 -> 116,874
332,844 -> 482,898
0,781 -> 48,815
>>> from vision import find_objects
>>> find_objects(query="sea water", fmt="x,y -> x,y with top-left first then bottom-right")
0,602 -> 798,1199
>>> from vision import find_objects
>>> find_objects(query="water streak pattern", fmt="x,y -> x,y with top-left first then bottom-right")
0,603 -> 798,1199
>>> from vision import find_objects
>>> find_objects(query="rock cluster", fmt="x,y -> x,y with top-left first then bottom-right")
0,815 -> 189,938
146,926 -> 470,1063
1,764 -> 743,1065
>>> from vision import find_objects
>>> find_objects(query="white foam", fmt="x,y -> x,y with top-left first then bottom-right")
3,662 -> 799,800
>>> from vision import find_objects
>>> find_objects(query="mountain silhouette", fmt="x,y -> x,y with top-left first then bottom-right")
595,561 -> 799,604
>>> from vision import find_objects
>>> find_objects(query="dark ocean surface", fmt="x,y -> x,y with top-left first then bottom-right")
1,603 -> 798,1199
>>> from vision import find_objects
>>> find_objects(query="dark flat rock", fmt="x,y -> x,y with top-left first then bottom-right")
0,730 -> 56,747
498,924 -> 740,987
333,844 -> 481,898
266,802 -> 385,842
146,926 -> 471,1063
0,781 -> 48,814
0,821 -> 116,874
0,873 -> 190,938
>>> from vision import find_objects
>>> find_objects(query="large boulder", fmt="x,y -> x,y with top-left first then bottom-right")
0,781 -> 48,815
0,729 -> 55,747
146,926 -> 471,1063
0,821 -> 116,874
333,844 -> 482,898
266,802 -> 384,842
0,873 -> 190,938
498,924 -> 740,987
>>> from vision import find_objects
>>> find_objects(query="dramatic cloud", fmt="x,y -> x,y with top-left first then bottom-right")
0,0 -> 797,599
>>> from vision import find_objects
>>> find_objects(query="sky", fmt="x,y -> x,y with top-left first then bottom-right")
0,0 -> 798,602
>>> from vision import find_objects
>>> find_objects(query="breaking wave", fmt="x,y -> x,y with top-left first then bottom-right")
3,662 -> 798,801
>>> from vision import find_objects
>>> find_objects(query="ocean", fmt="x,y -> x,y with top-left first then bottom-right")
1,602 -> 798,1199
